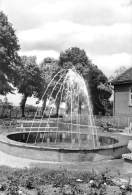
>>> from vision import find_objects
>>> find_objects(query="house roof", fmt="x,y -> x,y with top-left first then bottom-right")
111,67 -> 132,85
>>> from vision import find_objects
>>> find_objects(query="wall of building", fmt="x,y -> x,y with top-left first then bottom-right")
114,84 -> 132,117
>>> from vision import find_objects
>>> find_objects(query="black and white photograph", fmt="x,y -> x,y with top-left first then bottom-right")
0,0 -> 132,194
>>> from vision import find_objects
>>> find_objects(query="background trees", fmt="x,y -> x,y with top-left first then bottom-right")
0,11 -> 21,95
58,47 -> 91,114
0,11 -> 112,117
58,47 -> 112,115
88,65 -> 112,115
16,56 -> 42,117
59,47 -> 91,74
109,66 -> 127,82
38,57 -> 60,116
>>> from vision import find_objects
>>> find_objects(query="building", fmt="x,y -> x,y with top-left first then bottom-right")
112,67 -> 132,117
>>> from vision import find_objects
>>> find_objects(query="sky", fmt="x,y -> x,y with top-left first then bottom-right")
0,0 -> 132,105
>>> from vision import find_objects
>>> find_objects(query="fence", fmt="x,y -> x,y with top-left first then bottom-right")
0,105 -> 132,129
58,113 -> 132,128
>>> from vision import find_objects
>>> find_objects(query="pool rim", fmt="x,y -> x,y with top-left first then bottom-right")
0,131 -> 129,152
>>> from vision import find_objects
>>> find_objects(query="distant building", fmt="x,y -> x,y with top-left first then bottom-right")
111,67 -> 132,116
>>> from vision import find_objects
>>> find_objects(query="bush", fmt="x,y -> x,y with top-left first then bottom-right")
6,176 -> 19,195
0,166 -> 132,194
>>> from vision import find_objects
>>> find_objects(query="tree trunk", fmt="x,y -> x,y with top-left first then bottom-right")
20,94 -> 28,118
41,95 -> 47,117
1,105 -> 6,118
78,100 -> 82,114
55,97 -> 61,117
1,105 -> 4,118
9,109 -> 12,119
66,101 -> 71,114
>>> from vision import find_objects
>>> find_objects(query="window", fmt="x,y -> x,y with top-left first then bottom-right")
129,88 -> 132,106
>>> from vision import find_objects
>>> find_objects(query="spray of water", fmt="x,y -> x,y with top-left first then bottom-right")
64,68 -> 98,148
26,67 -> 98,148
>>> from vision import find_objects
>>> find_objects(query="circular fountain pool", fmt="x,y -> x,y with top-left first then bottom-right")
0,68 -> 129,163
0,131 -> 129,162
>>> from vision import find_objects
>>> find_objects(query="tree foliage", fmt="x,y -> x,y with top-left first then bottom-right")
58,47 -> 91,114
58,47 -> 112,115
0,11 -> 20,95
17,56 -> 41,117
38,57 -> 60,115
88,65 -> 112,115
109,66 -> 127,82
59,47 -> 91,75
0,71 -> 14,95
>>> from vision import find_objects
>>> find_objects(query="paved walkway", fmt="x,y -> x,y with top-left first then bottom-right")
1,149 -> 132,178
0,150 -> 62,168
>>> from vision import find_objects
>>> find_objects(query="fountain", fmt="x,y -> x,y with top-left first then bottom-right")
0,68 -> 129,162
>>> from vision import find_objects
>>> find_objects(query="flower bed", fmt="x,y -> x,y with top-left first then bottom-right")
0,166 -> 132,195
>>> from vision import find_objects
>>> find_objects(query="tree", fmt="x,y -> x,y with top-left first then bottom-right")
109,66 -> 127,82
58,47 -> 112,115
0,71 -> 14,95
58,47 -> 92,114
59,47 -> 91,75
38,57 -> 60,116
89,65 -> 112,115
0,11 -> 21,95
17,56 -> 42,117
